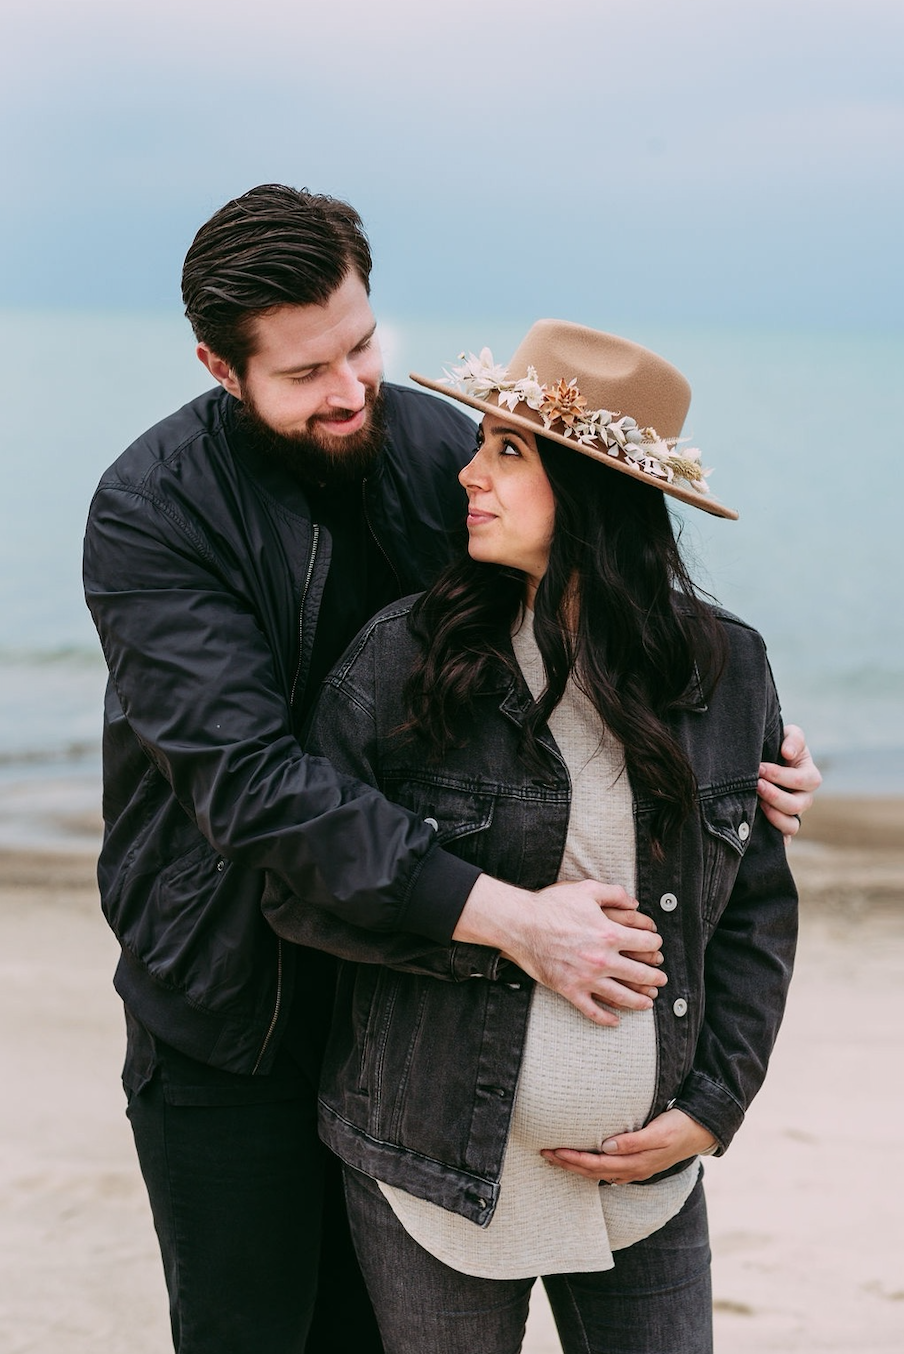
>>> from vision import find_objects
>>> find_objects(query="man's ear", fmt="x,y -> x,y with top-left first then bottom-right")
197,344 -> 242,399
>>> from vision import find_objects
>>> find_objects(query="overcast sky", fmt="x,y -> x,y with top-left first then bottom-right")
2,0 -> 902,327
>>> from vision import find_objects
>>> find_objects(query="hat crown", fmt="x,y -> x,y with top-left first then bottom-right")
508,320 -> 691,441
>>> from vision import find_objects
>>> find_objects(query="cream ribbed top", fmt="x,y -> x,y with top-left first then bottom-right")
379,613 -> 698,1277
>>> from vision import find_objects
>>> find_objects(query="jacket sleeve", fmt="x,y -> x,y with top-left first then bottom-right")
83,482 -> 481,943
261,617 -> 501,982
672,672 -> 799,1151
262,873 -> 502,981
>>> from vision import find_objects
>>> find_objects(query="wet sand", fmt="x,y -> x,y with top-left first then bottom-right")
0,794 -> 902,1352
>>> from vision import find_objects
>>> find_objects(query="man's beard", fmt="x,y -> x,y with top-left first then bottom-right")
236,386 -> 386,491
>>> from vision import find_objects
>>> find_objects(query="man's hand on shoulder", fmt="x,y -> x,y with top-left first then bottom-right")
757,723 -> 822,839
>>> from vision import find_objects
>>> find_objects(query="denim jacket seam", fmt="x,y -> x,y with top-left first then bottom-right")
685,1068 -> 745,1114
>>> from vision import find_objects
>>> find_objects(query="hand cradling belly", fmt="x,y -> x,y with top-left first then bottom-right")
509,986 -> 657,1151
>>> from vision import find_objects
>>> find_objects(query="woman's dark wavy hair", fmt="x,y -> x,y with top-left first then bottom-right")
404,435 -> 726,853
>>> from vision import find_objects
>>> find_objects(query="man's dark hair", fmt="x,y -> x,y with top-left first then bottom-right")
181,184 -> 373,377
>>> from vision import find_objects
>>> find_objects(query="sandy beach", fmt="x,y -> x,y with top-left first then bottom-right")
1,790 -> 902,1353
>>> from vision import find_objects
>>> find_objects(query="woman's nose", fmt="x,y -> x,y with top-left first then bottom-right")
459,447 -> 488,489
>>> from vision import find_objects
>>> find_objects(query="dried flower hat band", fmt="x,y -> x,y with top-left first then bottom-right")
409,320 -> 739,520
446,349 -> 709,496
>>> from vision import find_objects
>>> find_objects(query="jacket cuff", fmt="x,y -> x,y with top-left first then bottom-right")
398,847 -> 482,944
672,1068 -> 745,1153
449,942 -> 503,982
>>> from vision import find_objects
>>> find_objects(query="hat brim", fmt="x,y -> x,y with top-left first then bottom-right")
409,372 -> 739,521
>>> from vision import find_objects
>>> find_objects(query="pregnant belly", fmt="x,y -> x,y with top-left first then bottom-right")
510,985 -> 658,1151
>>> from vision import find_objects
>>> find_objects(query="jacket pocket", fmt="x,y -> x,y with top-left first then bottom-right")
381,775 -> 496,867
348,962 -> 387,1094
135,836 -> 225,982
699,782 -> 758,927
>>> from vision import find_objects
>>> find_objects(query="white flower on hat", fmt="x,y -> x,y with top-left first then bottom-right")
446,349 -> 515,402
573,407 -> 616,446
499,366 -> 545,412
629,453 -> 671,482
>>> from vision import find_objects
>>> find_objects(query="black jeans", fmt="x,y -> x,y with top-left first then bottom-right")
126,1053 -> 382,1354
344,1167 -> 713,1354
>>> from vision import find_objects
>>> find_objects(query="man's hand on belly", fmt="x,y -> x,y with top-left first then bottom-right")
454,876 -> 667,1028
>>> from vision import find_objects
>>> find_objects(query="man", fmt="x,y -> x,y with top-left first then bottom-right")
83,184 -> 820,1354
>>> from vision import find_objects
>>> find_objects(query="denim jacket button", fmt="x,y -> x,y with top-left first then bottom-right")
659,892 -> 678,912
672,997 -> 688,1017
424,817 -> 439,831
738,821 -> 750,841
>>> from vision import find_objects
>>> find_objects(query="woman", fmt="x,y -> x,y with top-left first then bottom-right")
267,321 -> 798,1353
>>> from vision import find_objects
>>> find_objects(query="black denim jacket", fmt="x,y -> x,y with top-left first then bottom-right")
263,597 -> 798,1227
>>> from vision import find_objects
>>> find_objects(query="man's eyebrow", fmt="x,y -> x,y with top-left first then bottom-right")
273,323 -> 378,377
353,322 -> 378,349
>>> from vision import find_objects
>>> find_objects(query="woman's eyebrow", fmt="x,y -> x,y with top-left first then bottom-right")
485,422 -> 532,444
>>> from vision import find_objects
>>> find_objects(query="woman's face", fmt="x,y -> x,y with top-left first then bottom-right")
458,415 -> 556,602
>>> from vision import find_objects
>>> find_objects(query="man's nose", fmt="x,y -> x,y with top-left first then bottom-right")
325,361 -> 366,409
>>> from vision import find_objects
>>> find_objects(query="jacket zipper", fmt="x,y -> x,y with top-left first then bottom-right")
361,480 -> 401,594
252,937 -> 283,1074
289,524 -> 321,710
255,525 -> 321,1072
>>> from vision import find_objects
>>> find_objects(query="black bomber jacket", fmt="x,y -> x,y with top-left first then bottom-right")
83,383 -> 480,1074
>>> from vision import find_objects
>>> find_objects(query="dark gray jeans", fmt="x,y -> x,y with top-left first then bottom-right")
344,1167 -> 713,1354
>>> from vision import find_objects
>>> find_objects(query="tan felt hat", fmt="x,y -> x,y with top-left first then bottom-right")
411,320 -> 738,520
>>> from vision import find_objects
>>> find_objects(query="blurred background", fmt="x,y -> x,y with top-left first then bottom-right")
1,0 -> 902,832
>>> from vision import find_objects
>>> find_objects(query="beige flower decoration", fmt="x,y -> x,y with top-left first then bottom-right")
540,378 -> 587,432
442,349 -> 712,493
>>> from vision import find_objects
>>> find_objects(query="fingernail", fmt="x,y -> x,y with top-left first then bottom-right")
646,987 -> 658,999
601,1139 -> 618,1153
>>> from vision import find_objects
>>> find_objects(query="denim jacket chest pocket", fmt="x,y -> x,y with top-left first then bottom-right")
699,781 -> 759,927
381,775 -> 497,869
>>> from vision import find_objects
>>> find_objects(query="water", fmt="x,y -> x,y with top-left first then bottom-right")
1,310 -> 902,810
